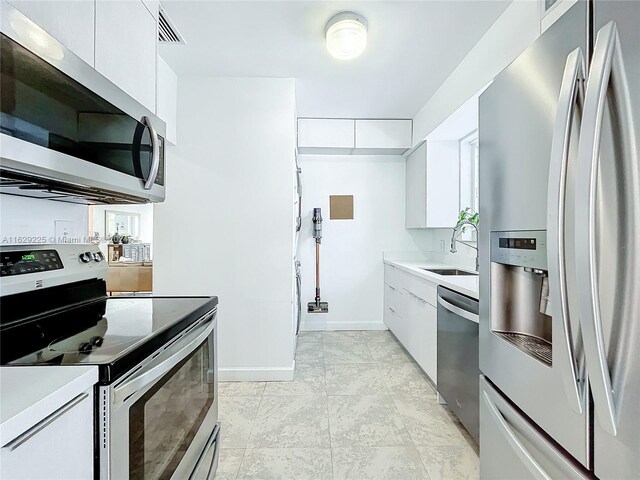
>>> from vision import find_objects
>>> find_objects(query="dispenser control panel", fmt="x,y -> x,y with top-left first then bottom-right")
491,230 -> 547,269
498,237 -> 537,250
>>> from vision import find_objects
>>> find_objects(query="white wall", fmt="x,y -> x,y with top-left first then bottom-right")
413,0 -> 541,143
0,195 -> 88,244
153,77 -> 296,381
298,154 -> 436,331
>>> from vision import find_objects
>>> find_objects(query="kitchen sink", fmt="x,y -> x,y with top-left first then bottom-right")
421,268 -> 478,276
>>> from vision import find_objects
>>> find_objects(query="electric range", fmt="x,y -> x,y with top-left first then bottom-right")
0,244 -> 220,479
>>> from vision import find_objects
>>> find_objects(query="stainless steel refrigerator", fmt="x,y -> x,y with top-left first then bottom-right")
478,1 -> 639,478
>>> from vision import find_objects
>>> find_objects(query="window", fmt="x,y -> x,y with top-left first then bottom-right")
459,130 -> 479,215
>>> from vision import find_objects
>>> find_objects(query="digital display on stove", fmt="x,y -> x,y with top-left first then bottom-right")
1,250 -> 63,276
498,238 -> 537,250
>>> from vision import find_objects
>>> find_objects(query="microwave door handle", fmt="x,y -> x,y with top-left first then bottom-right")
113,317 -> 214,404
575,21 -> 638,437
142,116 -> 160,190
546,48 -> 585,414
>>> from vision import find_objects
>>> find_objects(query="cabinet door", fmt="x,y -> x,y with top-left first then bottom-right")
425,140 -> 460,228
0,389 -> 93,479
95,0 -> 157,112
405,142 -> 427,228
297,118 -> 355,153
409,296 -> 438,383
8,0 -> 95,66
157,55 -> 178,144
354,119 -> 412,152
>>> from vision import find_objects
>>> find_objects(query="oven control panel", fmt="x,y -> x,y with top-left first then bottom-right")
1,248 -> 107,276
0,244 -> 107,296
1,249 -> 63,276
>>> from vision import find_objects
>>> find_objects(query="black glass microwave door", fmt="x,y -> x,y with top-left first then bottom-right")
129,339 -> 214,480
0,33 -> 163,186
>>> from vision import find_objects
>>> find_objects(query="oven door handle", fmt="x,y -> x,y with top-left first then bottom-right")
113,315 -> 215,405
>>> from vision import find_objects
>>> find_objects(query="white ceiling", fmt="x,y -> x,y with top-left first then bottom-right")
159,1 -> 511,118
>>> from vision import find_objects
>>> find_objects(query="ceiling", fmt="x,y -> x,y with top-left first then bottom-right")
159,1 -> 511,118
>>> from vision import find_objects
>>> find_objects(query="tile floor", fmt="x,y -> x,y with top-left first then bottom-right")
216,330 -> 479,480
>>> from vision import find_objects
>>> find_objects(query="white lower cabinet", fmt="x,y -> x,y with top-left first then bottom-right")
405,293 -> 437,383
383,264 -> 438,384
1,388 -> 94,480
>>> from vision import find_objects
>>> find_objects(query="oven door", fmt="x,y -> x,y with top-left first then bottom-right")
100,311 -> 218,480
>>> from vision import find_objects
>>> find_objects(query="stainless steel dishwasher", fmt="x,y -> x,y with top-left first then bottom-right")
437,286 -> 479,443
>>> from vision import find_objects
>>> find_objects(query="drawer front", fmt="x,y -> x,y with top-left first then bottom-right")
384,263 -> 402,290
384,284 -> 404,318
405,276 -> 437,307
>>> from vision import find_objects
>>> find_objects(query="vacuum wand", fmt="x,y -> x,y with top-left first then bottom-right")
308,208 -> 328,313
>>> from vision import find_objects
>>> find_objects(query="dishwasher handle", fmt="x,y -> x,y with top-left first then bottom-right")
437,295 -> 479,324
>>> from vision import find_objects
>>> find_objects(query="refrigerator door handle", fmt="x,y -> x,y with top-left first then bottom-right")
546,48 -> 585,415
575,21 -> 638,437
482,391 -> 552,480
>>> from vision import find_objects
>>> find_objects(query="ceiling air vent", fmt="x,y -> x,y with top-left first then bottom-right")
158,7 -> 185,44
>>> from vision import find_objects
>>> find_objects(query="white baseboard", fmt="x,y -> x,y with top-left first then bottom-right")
300,318 -> 388,332
218,362 -> 295,382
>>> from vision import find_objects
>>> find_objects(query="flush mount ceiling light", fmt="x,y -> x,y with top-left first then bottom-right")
325,12 -> 368,60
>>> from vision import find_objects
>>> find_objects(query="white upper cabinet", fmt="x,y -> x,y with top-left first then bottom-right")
405,142 -> 427,229
157,55 -> 178,145
405,140 -> 460,229
297,118 -> 355,154
297,118 -> 412,155
7,0 -> 95,66
354,119 -> 412,154
95,0 -> 158,113
425,140 -> 460,228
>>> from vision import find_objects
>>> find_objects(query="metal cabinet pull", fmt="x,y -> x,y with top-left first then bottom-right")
437,296 -> 479,324
3,393 -> 89,451
546,48 -> 585,415
482,391 -> 551,480
142,116 -> 160,190
575,21 -> 638,437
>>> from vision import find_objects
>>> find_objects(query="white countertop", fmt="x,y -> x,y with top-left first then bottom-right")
384,259 -> 479,300
0,366 -> 98,446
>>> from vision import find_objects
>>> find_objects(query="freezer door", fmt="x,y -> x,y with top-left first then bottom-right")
478,1 -> 590,467
575,1 -> 640,478
480,376 -> 590,480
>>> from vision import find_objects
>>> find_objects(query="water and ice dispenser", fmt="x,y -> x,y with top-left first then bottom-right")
490,231 -> 553,366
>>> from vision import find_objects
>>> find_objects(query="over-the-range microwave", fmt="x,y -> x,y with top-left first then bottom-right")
0,3 -> 166,204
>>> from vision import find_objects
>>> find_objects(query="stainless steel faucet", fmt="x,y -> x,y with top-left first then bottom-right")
450,220 -> 479,271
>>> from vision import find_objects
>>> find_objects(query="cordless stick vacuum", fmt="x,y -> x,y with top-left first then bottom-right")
308,208 -> 328,313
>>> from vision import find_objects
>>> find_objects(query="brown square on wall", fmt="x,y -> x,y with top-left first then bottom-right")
330,195 -> 354,220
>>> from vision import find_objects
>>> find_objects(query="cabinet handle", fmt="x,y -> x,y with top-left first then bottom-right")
3,393 -> 89,451
405,289 -> 428,304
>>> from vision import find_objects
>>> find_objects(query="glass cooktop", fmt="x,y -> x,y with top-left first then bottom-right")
1,296 -> 217,384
